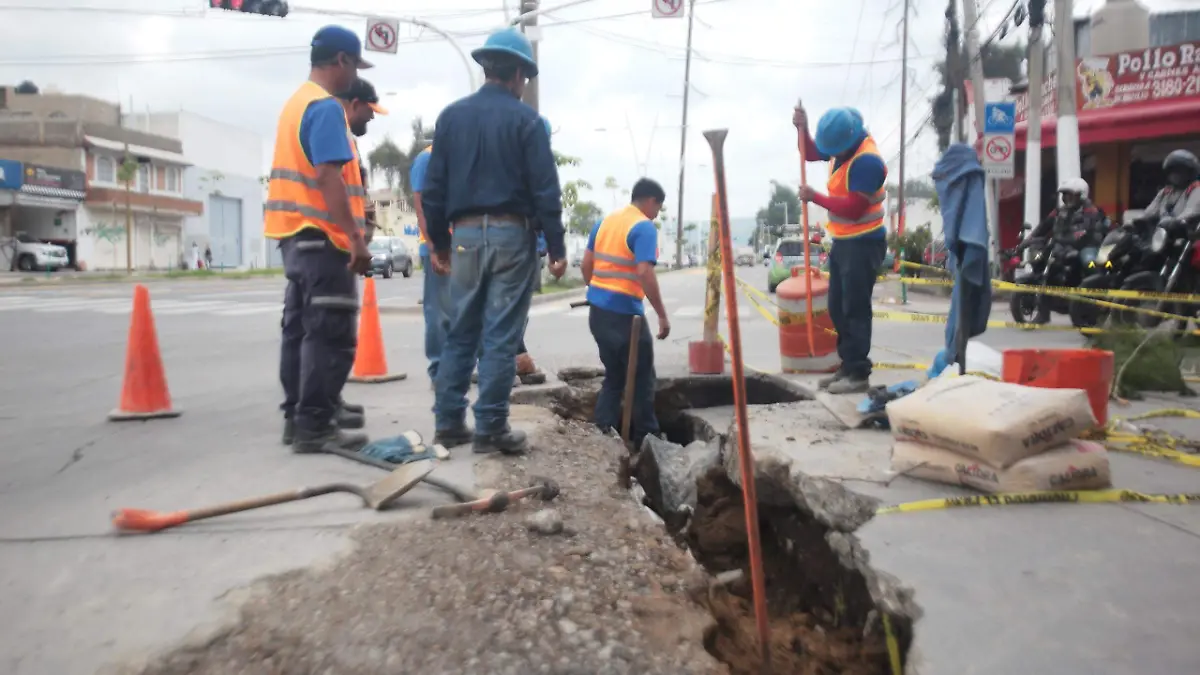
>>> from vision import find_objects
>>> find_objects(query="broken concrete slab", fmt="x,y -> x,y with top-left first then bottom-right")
635,435 -> 721,531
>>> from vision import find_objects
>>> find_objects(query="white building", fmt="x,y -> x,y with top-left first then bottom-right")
126,111 -> 265,269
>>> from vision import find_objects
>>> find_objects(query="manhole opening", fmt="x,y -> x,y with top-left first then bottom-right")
537,372 -> 911,674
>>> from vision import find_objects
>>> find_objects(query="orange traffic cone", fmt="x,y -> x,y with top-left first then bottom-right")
349,276 -> 407,383
108,284 -> 182,421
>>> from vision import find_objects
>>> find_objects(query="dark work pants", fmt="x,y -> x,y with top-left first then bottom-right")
827,235 -> 887,380
279,232 -> 359,432
589,305 -> 659,445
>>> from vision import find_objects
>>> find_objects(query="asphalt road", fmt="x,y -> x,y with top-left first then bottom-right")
0,264 -> 1159,674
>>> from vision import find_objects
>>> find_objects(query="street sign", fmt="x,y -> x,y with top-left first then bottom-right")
982,101 -> 1016,179
365,17 -> 399,54
652,0 -> 684,19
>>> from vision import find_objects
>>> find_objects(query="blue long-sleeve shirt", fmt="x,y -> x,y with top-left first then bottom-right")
421,83 -> 565,260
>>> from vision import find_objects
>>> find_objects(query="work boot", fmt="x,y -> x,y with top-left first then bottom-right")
473,427 -> 528,456
336,407 -> 365,430
826,375 -> 870,395
339,400 -> 365,415
434,424 -> 473,448
516,353 -> 547,386
817,370 -> 845,390
292,425 -> 369,454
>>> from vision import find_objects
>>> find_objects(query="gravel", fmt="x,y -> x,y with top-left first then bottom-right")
133,405 -> 724,675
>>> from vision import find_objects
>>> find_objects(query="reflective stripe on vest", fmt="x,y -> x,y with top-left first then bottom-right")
826,134 -> 886,239
591,204 -> 646,300
264,81 -> 367,252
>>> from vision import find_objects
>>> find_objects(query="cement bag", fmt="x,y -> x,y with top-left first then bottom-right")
891,439 -> 1112,493
885,375 -> 1097,468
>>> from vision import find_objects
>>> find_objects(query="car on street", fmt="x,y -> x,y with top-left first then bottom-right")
767,237 -> 817,293
8,233 -> 69,272
369,237 -> 413,279
922,237 -> 948,273
734,247 -> 755,266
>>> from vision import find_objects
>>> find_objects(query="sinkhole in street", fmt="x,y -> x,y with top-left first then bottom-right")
542,372 -> 911,674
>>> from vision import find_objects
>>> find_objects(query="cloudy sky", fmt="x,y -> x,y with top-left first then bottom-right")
0,0 -> 1190,225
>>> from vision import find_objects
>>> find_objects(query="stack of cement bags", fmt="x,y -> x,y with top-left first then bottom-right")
886,375 -> 1112,493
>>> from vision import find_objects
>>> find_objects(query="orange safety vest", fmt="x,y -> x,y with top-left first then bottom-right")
591,204 -> 646,300
415,144 -> 432,245
264,81 -> 367,252
825,135 -> 886,239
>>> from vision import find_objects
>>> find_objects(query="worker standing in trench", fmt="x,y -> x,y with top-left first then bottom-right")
792,104 -> 888,395
582,178 -> 671,447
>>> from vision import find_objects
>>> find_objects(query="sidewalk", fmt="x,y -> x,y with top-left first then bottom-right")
0,269 -> 282,287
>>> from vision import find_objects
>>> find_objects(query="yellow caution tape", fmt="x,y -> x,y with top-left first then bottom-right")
882,612 -> 903,675
898,259 -> 1200,304
878,489 -> 1200,515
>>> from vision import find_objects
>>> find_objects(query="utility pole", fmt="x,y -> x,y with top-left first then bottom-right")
1024,0 -> 1046,225
520,0 -> 539,112
897,0 -> 910,302
673,0 -> 697,271
961,0 -> 998,269
947,0 -> 965,144
1054,0 -> 1081,183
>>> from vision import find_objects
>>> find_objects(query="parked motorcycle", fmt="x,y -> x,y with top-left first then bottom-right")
1067,224 -> 1152,328
1119,214 -> 1200,332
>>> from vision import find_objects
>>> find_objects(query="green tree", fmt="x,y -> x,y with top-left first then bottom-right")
755,181 -> 802,234
930,36 -> 1027,153
567,200 -> 602,235
603,176 -> 620,209
554,151 -> 580,168
885,180 -> 937,202
367,136 -> 406,194
562,178 -> 592,216
888,223 -> 934,271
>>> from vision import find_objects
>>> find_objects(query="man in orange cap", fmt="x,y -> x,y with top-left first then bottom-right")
336,77 -> 387,242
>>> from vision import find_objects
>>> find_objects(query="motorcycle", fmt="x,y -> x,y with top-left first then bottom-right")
1009,230 -> 1095,325
1067,224 -> 1152,328
1119,214 -> 1200,332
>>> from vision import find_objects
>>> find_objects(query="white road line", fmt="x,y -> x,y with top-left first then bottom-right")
210,303 -> 282,316
34,299 -> 127,313
153,301 -> 238,315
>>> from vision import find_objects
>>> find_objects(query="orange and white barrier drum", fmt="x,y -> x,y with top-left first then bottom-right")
777,267 -> 839,373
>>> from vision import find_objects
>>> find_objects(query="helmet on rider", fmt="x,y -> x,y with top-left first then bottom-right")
1163,149 -> 1200,189
1057,177 -> 1089,208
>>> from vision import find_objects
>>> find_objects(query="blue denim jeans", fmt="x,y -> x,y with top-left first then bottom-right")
434,220 -> 536,435
827,235 -> 887,379
589,304 -> 659,445
421,252 -> 452,382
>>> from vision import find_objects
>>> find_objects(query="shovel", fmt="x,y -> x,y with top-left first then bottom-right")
111,459 -> 436,533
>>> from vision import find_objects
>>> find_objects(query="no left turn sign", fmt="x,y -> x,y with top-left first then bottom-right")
652,0 -> 684,19
366,17 -> 399,54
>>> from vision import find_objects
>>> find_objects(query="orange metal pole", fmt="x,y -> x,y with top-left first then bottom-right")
796,100 -> 816,358
704,128 -> 771,670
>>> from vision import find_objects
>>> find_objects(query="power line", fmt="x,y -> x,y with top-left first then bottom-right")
841,0 -> 868,100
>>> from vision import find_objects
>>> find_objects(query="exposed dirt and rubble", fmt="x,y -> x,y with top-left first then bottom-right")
128,371 -> 912,675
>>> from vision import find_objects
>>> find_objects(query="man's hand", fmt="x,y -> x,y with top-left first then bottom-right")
656,312 -> 671,340
548,257 -> 566,279
432,250 -> 452,275
792,104 -> 807,130
797,185 -> 818,202
348,235 -> 372,275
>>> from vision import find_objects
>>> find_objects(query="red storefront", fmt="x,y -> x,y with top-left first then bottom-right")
996,41 -> 1200,249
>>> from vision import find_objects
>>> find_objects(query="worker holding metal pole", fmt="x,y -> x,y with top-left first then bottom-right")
792,104 -> 889,394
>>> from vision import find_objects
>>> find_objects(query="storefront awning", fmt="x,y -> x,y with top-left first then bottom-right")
83,136 -> 189,166
1015,98 -> 1200,150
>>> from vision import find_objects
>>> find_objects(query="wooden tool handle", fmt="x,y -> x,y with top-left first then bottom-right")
620,315 -> 643,447
430,491 -> 510,520
111,484 -> 364,533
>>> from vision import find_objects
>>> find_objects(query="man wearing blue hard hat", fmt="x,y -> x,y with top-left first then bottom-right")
421,27 -> 565,456
266,25 -> 375,455
793,102 -> 889,395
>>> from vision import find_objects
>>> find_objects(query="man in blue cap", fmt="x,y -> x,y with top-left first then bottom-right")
421,28 -> 565,456
267,25 -> 374,454
792,103 -> 888,395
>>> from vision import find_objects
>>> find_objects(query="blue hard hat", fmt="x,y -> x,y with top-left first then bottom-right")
471,28 -> 538,78
540,116 -> 552,139
814,107 -> 866,157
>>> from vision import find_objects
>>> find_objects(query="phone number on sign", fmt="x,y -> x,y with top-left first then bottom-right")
1151,74 -> 1200,98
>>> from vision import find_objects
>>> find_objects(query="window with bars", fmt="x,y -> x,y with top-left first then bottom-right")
95,155 -> 115,184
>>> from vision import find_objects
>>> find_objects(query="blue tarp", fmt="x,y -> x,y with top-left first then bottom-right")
930,144 -> 991,375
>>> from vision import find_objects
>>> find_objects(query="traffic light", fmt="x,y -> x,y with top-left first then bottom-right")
1028,0 -> 1045,28
209,0 -> 289,17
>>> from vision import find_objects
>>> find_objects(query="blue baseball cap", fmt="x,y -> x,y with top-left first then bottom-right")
311,25 -> 373,70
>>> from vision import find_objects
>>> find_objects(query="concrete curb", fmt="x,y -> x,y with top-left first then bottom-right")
0,272 -> 283,289
378,286 -> 588,316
